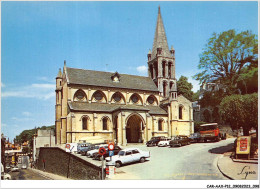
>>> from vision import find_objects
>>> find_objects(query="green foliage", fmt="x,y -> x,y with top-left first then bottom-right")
14,125 -> 55,145
192,90 -> 200,102
237,67 -> 258,94
193,29 -> 258,95
177,76 -> 193,101
22,146 -> 30,154
194,121 -> 207,132
219,93 -> 258,136
199,89 -> 226,107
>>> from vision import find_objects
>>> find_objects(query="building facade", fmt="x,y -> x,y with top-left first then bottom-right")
55,7 -> 194,145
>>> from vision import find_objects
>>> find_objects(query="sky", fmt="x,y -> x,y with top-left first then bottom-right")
1,1 -> 258,141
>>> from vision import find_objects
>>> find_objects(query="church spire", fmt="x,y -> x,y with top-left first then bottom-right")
151,6 -> 171,60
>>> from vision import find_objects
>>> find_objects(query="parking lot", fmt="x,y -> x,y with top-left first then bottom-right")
75,138 -> 235,180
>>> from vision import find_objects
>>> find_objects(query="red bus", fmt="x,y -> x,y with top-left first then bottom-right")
200,123 -> 221,142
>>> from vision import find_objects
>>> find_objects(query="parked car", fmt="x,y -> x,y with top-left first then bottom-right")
1,172 -> 11,180
169,135 -> 191,147
93,145 -> 122,160
87,144 -> 108,158
80,144 -> 95,156
105,148 -> 150,168
158,138 -> 171,147
189,133 -> 201,143
146,136 -> 165,147
77,143 -> 91,154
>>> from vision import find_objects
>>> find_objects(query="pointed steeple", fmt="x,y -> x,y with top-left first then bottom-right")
56,68 -> 62,78
151,6 -> 171,60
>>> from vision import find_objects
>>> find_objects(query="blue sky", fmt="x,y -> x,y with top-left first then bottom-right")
1,1 -> 258,141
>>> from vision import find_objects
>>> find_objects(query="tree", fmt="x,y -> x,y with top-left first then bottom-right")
219,93 -> 257,136
192,90 -> 200,102
177,76 -> 193,101
193,30 -> 258,95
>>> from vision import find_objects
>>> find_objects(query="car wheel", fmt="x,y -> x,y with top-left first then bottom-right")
115,161 -> 121,168
140,157 -> 145,163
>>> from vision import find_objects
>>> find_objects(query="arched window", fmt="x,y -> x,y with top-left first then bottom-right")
149,65 -> 153,78
74,89 -> 86,101
130,94 -> 142,104
112,92 -> 124,103
154,62 -> 158,77
103,118 -> 108,130
147,96 -> 155,105
163,81 -> 167,97
82,117 -> 88,130
162,61 -> 166,77
168,63 -> 172,78
92,90 -> 106,102
158,119 -> 163,131
179,106 -> 183,120
170,82 -> 174,90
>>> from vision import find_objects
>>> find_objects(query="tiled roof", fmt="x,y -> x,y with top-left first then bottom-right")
66,67 -> 159,92
68,102 -> 167,115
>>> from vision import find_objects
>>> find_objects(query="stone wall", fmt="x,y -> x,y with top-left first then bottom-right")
36,147 -> 101,180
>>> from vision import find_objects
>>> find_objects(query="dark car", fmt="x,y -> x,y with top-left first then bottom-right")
189,133 -> 201,143
93,146 -> 122,161
80,144 -> 95,156
169,135 -> 191,147
146,136 -> 165,147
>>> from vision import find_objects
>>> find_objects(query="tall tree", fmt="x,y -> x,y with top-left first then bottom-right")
177,76 -> 193,101
193,29 -> 258,95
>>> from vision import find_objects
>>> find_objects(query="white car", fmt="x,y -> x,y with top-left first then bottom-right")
1,173 -> 11,180
105,148 -> 150,168
87,145 -> 108,158
158,138 -> 171,147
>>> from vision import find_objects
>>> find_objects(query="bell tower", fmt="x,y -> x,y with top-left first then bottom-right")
148,6 -> 177,100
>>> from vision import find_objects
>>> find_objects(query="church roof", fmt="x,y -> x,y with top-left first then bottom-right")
68,102 -> 168,115
151,6 -> 172,60
66,67 -> 159,92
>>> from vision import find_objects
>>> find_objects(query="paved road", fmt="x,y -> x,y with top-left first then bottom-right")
112,138 -> 235,180
9,169 -> 50,180
74,138 -> 235,180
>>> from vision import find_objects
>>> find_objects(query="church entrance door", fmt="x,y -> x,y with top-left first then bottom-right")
126,114 -> 144,143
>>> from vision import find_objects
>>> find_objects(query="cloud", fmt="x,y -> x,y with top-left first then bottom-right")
136,65 -> 147,75
22,112 -> 32,116
11,117 -> 34,121
37,77 -> 53,83
1,82 -> 5,87
1,123 -> 7,127
1,83 -> 55,100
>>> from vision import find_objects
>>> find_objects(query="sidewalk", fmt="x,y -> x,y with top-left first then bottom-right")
28,168 -> 71,180
217,152 -> 258,180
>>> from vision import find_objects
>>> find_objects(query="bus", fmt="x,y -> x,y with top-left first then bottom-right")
200,123 -> 224,142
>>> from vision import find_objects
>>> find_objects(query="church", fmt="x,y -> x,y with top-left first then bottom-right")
55,7 -> 194,145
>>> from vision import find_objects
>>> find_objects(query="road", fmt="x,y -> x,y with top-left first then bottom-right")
9,169 -> 50,180
73,138 -> 235,180
111,138 -> 235,180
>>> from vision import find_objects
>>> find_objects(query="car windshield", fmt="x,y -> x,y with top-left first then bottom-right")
94,146 -> 99,149
200,125 -> 217,131
118,151 -> 125,156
